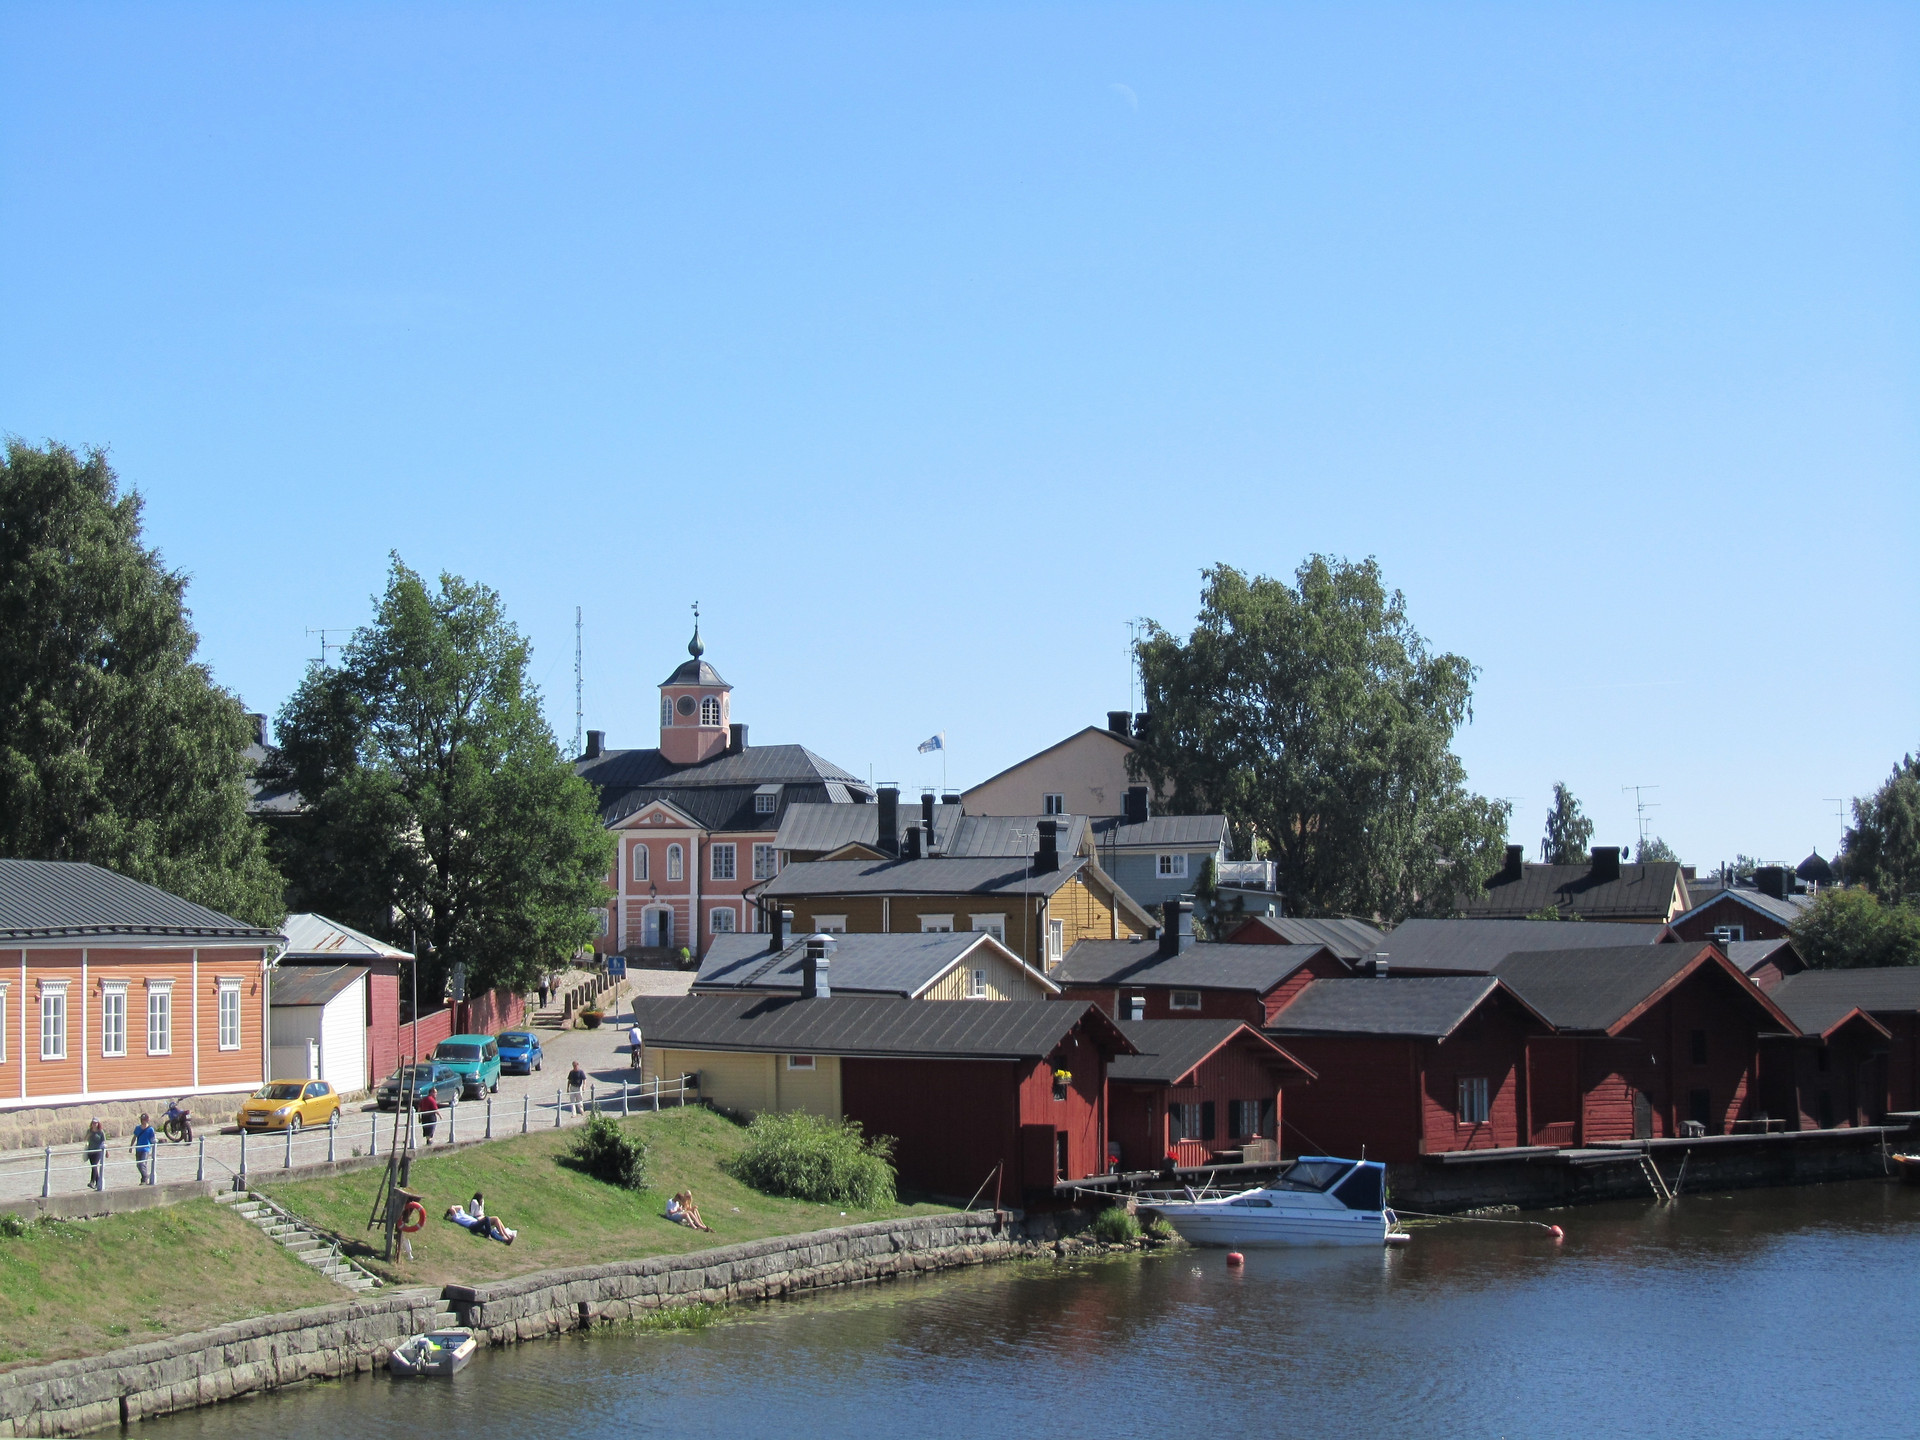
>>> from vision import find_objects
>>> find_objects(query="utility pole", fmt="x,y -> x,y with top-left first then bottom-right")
1622,784 -> 1660,854
573,605 -> 584,760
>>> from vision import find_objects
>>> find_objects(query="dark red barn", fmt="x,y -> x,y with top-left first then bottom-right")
1765,967 -> 1920,1118
1055,934 -> 1350,1026
1105,1019 -> 1315,1170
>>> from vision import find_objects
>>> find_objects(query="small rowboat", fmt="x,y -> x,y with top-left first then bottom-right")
389,1329 -> 477,1377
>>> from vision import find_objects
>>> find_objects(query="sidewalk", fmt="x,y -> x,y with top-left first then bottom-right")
0,969 -> 693,1205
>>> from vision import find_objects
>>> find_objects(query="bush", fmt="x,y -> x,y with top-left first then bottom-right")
1143,1215 -> 1177,1243
1790,887 -> 1920,969
0,1214 -> 32,1240
1091,1206 -> 1141,1243
727,1112 -> 896,1207
560,1114 -> 649,1190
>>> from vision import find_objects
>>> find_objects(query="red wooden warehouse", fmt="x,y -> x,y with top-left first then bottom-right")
1056,928 -> 1350,1027
1106,1019 -> 1315,1170
1764,967 -> 1920,1120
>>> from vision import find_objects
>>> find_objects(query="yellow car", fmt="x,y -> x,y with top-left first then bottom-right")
236,1079 -> 342,1133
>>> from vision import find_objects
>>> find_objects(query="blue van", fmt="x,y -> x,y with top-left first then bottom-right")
432,1035 -> 503,1098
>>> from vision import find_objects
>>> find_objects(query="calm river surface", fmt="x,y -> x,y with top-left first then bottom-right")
143,1181 -> 1919,1439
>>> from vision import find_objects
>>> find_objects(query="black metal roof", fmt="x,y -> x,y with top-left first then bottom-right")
576,743 -> 871,831
693,931 -> 1055,998
1377,917 -> 1671,974
1725,937 -> 1801,976
660,657 -> 731,689
1490,942 -> 1761,1034
270,964 -> 368,1007
629,994 -> 1134,1060
759,855 -> 1086,900
1088,814 -> 1228,850
774,806 -> 1089,860
1267,976 -> 1513,1039
1109,1018 -> 1311,1084
1227,915 -> 1390,960
0,860 -> 284,943
1768,967 -> 1920,1031
1056,938 -> 1326,992
1460,860 -> 1686,920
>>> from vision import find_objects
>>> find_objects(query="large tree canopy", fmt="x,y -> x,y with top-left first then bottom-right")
1840,750 -> 1920,905
0,440 -> 283,925
1130,558 -> 1510,922
267,558 -> 613,998
1789,886 -> 1920,970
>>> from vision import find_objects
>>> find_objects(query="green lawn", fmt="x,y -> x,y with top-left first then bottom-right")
0,1202 -> 344,1373
259,1106 -> 953,1289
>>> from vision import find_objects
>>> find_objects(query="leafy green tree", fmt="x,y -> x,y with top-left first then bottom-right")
1635,836 -> 1679,863
1129,558 -> 1510,922
1541,783 -> 1593,865
0,440 -> 283,924
1839,751 -> 1920,904
266,557 -> 613,998
1789,887 -> 1920,969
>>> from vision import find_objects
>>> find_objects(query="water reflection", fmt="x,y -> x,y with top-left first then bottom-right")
137,1182 -> 1920,1439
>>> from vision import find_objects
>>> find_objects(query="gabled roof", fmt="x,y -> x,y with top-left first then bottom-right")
774,806 -> 1089,861
962,725 -> 1136,797
1376,917 -> 1670,975
270,964 -> 368,1007
1088,814 -> 1228,850
1672,887 -> 1809,927
1461,860 -> 1686,921
1056,938 -> 1332,993
1109,1019 -> 1314,1085
1228,915 -> 1390,961
693,931 -> 1057,998
1492,942 -> 1794,1035
630,994 -> 1134,1060
760,855 -> 1082,901
280,913 -> 413,962
1767,968 -> 1920,1027
1725,936 -> 1802,977
0,860 -> 283,944
1268,976 -> 1541,1039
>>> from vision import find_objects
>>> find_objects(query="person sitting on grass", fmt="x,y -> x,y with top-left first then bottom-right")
445,1201 -> 517,1245
666,1189 -> 712,1232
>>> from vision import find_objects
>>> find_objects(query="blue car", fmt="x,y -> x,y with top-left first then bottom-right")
497,1030 -> 544,1075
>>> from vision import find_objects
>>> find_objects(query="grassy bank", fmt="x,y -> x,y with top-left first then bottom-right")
0,1202 -> 344,1373
260,1106 -> 952,1289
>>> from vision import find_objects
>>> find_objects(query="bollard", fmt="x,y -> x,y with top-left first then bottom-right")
622,1083 -> 629,1117
239,1129 -> 248,1179
555,1089 -> 563,1127
327,1121 -> 336,1165
448,1101 -> 456,1145
197,1135 -> 205,1183
486,1095 -> 493,1140
41,1146 -> 51,1198
371,1113 -> 379,1157
523,1093 -> 530,1134
285,1125 -> 294,1170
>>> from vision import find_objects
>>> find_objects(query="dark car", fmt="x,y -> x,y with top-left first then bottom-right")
374,1062 -> 464,1112
497,1030 -> 544,1076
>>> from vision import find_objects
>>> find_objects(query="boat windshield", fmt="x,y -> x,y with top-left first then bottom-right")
1272,1159 -> 1353,1192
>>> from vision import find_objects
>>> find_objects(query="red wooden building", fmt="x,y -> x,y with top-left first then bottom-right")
1492,941 -> 1798,1143
1265,975 -> 1554,1163
1055,932 -> 1350,1026
1105,1019 -> 1315,1170
1669,886 -> 1804,944
631,992 -> 1133,1205
1766,967 -> 1920,1117
1222,914 -> 1387,962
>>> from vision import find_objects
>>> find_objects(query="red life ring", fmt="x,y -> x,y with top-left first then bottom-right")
398,1201 -> 427,1233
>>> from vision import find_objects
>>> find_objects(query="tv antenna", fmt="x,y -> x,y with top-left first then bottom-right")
304,627 -> 347,668
1622,784 -> 1660,851
1823,798 -> 1846,847
572,606 -> 583,759
1126,618 -> 1149,715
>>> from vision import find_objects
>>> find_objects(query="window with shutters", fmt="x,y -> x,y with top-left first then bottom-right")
1457,1077 -> 1490,1125
752,844 -> 778,880
1229,1099 -> 1275,1140
711,844 -> 736,881
1168,1101 -> 1215,1142
217,981 -> 242,1050
100,983 -> 127,1058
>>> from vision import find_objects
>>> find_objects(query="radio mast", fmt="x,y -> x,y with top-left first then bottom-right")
572,606 -> 583,759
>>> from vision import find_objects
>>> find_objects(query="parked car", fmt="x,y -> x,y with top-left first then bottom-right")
374,1062 -> 464,1112
497,1030 -> 544,1075
433,1034 -> 503,1098
236,1079 -> 342,1133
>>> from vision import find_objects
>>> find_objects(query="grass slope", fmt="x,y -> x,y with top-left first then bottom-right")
0,1202 -> 345,1373
261,1107 -> 953,1289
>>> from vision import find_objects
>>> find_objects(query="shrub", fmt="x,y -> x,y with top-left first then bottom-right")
561,1114 -> 649,1190
727,1111 -> 896,1207
0,1214 -> 32,1240
1091,1206 -> 1141,1244
1143,1215 -> 1177,1242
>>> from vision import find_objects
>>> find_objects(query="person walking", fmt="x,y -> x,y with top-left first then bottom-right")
566,1060 -> 586,1114
84,1118 -> 107,1191
130,1113 -> 157,1186
627,1021 -> 644,1072
538,973 -> 551,1010
418,1086 -> 440,1145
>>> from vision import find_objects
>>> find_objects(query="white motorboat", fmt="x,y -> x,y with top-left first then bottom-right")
1143,1156 -> 1401,1249
388,1329 -> 478,1376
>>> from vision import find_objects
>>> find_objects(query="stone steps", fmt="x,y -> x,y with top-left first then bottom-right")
218,1189 -> 385,1293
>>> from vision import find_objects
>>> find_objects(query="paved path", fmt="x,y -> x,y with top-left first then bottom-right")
0,969 -> 695,1204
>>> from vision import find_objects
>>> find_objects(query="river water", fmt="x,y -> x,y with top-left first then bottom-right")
142,1181 -> 1919,1439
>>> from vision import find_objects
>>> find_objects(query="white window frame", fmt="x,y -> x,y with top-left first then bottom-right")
217,980 -> 242,1051
752,843 -> 778,881
0,982 -> 8,1065
969,968 -> 987,999
786,1054 -> 815,1071
920,915 -> 954,933
1157,852 -> 1188,879
1046,918 -> 1065,966
1126,993 -> 1146,1021
1169,989 -> 1202,1012
969,914 -> 1007,941
661,695 -> 673,727
812,915 -> 847,934
709,906 -> 737,934
1043,793 -> 1065,815
146,980 -> 173,1056
754,792 -> 777,814
700,696 -> 721,726
667,844 -> 684,881
710,844 -> 736,882
631,843 -> 649,882
1458,1076 -> 1491,1125
40,981 -> 68,1061
100,981 -> 128,1058
1714,924 -> 1745,944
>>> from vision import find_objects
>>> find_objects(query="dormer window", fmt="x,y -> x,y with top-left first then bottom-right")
700,696 -> 721,726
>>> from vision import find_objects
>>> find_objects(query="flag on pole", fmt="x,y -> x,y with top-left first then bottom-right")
917,732 -> 945,754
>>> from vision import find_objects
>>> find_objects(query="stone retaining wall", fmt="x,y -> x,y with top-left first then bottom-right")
0,1209 -> 1049,1438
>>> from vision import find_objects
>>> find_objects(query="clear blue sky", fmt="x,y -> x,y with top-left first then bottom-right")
3,3 -> 1914,873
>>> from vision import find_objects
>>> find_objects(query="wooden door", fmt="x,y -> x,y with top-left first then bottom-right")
1632,1089 -> 1653,1140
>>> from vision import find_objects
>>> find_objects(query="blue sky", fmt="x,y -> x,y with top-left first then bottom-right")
3,2 -> 1914,872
